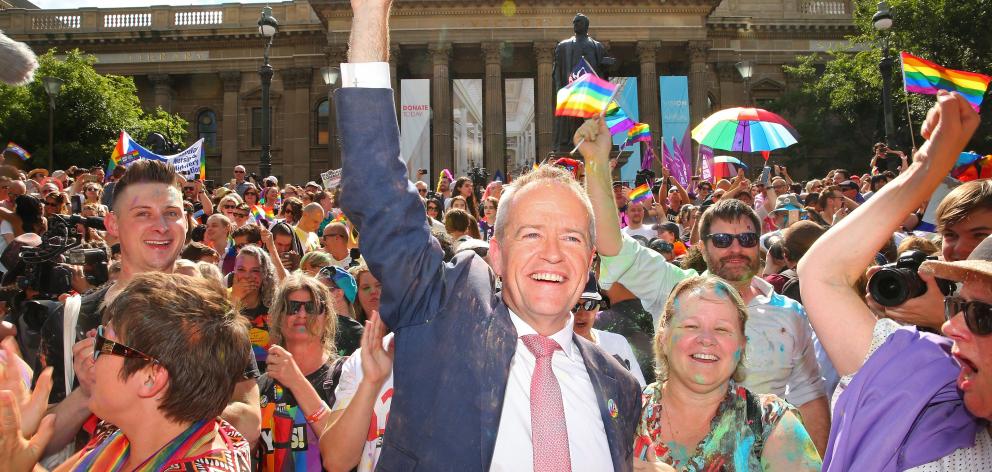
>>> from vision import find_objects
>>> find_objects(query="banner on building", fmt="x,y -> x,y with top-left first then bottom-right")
400,79 -> 431,181
610,77 -> 640,183
107,130 -> 205,180
660,76 -> 692,179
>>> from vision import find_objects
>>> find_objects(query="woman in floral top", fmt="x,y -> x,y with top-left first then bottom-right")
633,275 -> 821,471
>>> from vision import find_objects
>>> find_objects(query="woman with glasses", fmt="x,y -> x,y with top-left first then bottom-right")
242,183 -> 261,207
633,275 -> 821,470
231,202 -> 252,229
2,273 -> 253,471
280,197 -> 304,226
80,182 -> 109,215
43,191 -> 69,217
255,273 -> 343,471
218,193 -> 244,222
232,245 -> 278,372
799,93 -> 992,470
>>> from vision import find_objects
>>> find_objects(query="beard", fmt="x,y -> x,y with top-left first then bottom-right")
704,251 -> 760,283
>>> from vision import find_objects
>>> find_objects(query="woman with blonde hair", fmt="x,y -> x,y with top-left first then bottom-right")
256,273 -> 343,470
634,275 -> 820,471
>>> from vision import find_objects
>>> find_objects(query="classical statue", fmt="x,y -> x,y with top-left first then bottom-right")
552,13 -> 614,154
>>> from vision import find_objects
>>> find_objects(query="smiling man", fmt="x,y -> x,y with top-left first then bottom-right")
332,1 -> 640,471
37,160 -> 262,456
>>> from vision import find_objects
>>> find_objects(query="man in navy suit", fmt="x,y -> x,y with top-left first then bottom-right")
335,1 -> 641,471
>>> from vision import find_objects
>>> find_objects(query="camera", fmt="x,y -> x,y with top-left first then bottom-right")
467,167 -> 488,200
16,214 -> 109,299
867,250 -> 954,307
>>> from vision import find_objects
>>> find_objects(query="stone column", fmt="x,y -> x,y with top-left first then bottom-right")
324,45 -> 347,170
389,45 -> 401,117
534,41 -> 556,161
482,42 -> 506,177
281,67 -> 313,184
219,71 -> 241,181
688,41 -> 711,127
637,41 -> 661,166
430,43 -> 453,178
148,74 -> 174,113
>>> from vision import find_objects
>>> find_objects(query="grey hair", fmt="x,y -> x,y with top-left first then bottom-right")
236,244 -> 277,308
654,275 -> 749,383
492,165 -> 596,248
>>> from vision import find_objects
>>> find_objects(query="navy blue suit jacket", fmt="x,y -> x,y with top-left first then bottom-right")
337,87 -> 641,472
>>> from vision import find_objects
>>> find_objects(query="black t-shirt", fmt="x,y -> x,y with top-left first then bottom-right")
255,358 -> 345,471
335,315 -> 363,357
875,153 -> 901,173
39,283 -> 260,404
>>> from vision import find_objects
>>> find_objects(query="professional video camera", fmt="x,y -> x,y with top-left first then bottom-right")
16,214 -> 109,299
867,250 -> 955,307
468,167 -> 488,200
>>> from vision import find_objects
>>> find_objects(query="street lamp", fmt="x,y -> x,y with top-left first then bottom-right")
41,76 -> 63,172
258,6 -> 278,178
320,66 -> 340,166
735,60 -> 754,106
873,1 -> 896,145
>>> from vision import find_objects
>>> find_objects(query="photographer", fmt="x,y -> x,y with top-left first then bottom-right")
37,160 -> 262,457
798,91 -> 986,469
870,142 -> 909,175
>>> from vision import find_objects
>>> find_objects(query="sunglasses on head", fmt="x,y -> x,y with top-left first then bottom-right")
704,232 -> 759,249
945,296 -> 992,335
287,300 -> 323,316
573,299 -> 601,312
93,325 -> 159,365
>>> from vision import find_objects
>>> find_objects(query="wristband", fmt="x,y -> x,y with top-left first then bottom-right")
306,401 -> 329,424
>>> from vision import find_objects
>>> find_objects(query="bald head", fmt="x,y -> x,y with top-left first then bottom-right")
298,202 -> 326,232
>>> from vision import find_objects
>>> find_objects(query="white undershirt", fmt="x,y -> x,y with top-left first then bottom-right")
490,311 -> 612,472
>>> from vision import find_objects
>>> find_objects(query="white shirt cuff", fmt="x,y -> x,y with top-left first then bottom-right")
340,62 -> 391,89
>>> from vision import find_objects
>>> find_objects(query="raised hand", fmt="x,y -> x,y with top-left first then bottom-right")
71,330 -> 96,398
0,390 -> 54,472
573,117 -> 612,168
916,91 -> 981,171
266,345 -> 306,391
360,310 -> 393,387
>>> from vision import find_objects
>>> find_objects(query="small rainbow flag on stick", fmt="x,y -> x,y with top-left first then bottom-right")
627,183 -> 652,204
604,101 -> 636,136
900,52 -> 991,112
555,73 -> 618,118
623,123 -> 651,148
251,205 -> 274,222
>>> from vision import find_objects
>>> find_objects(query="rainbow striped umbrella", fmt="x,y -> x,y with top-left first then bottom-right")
691,107 -> 798,152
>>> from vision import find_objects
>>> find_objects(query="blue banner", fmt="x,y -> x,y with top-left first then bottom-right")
660,76 -> 692,176
610,77 -> 640,183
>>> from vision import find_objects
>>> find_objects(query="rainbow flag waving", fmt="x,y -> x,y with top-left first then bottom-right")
604,101 -> 636,136
555,73 -> 617,118
251,205 -> 274,222
2,141 -> 31,161
900,52 -> 991,112
623,123 -> 651,148
627,183 -> 651,204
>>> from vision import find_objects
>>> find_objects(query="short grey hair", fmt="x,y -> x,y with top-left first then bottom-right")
492,165 -> 595,248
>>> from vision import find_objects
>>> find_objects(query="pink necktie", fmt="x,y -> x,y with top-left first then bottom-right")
522,334 -> 572,472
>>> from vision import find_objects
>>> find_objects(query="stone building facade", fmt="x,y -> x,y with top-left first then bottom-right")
1,0 -> 856,183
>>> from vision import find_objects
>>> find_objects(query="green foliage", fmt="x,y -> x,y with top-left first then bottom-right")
0,49 -> 188,170
770,0 -> 992,176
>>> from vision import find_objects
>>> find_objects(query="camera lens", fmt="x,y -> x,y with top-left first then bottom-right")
868,267 -> 926,307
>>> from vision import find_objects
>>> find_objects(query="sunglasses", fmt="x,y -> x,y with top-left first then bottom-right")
945,296 -> 992,335
234,170 -> 246,174
704,232 -> 759,249
287,300 -> 323,316
182,187 -> 195,192
418,189 -> 428,195
233,212 -> 249,218
573,299 -> 601,312
222,204 -> 236,210
93,325 -> 159,365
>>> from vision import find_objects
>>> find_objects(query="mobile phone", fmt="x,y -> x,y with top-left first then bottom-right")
760,166 -> 771,186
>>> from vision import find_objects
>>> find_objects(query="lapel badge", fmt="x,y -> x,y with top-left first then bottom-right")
607,399 -> 618,419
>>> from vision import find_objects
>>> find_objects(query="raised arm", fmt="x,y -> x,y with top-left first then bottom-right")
797,91 -> 979,376
579,117 -> 623,257
337,0 -> 444,330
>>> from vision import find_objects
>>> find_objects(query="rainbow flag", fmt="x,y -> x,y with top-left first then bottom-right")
623,123 -> 651,147
900,52 -> 991,112
2,141 -> 30,160
627,183 -> 651,204
555,73 -> 617,118
605,101 -> 636,136
251,205 -> 274,222
332,212 -> 347,223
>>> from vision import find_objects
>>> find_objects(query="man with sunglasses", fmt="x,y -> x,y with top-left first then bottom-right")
583,120 -> 831,455
228,164 -> 252,198
798,91 -> 991,470
321,222 -> 353,268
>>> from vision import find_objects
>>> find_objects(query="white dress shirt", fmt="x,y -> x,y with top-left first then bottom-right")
490,311 -> 613,472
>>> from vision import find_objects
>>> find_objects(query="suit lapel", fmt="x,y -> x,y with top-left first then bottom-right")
480,303 -> 517,469
575,336 -> 625,471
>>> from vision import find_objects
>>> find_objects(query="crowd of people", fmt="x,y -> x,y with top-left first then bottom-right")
0,2 -> 989,471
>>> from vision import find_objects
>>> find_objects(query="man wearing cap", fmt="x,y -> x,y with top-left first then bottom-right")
798,90 -> 991,469
582,118 -> 831,454
572,273 -> 646,387
25,168 -> 47,193
317,265 -> 364,356
651,221 -> 686,258
760,193 -> 807,250
839,180 -> 865,203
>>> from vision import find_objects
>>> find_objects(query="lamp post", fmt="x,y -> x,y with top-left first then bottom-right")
41,76 -> 63,171
320,66 -> 340,166
735,60 -> 754,106
873,1 -> 895,145
258,6 -> 278,178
